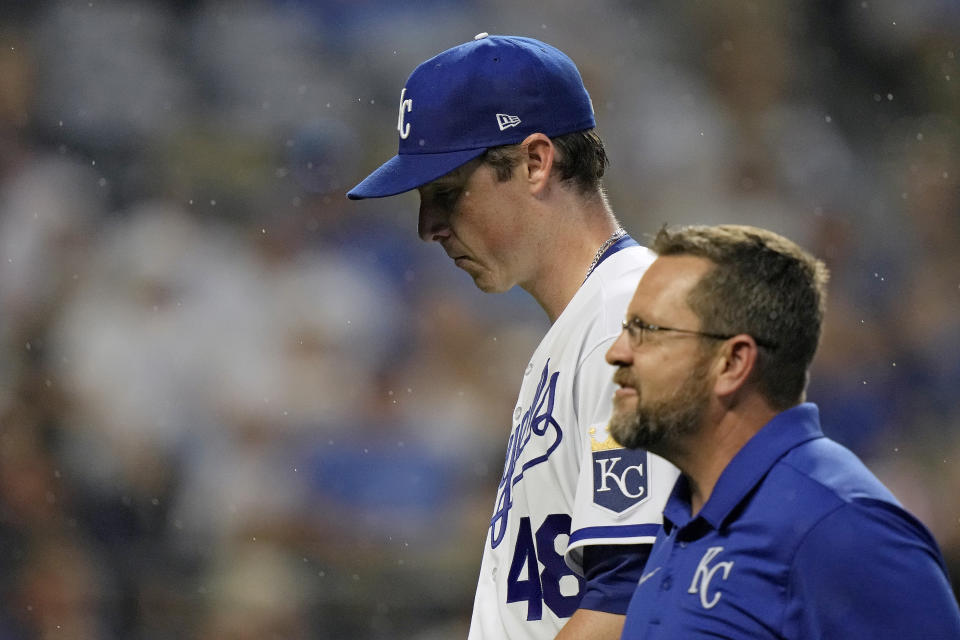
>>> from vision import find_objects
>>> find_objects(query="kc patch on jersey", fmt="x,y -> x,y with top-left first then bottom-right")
589,425 -> 649,513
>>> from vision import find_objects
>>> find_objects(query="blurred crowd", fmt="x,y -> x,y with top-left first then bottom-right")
0,0 -> 957,638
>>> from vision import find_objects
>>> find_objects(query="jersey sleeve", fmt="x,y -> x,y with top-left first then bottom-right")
786,498 -> 960,639
563,335 -> 679,575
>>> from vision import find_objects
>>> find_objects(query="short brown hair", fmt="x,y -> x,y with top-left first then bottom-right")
481,128 -> 609,195
652,224 -> 830,410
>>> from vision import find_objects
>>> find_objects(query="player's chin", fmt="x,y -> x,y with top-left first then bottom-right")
470,272 -> 510,294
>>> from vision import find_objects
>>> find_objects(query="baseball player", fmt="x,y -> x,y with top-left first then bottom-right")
606,224 -> 960,639
348,34 -> 678,639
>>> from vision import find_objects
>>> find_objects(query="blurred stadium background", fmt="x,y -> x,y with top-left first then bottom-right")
0,0 -> 958,637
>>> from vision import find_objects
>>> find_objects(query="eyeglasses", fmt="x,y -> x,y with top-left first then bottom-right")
620,317 -> 778,350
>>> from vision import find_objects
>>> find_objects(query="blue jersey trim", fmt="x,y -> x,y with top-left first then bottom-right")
594,234 -> 639,272
569,523 -> 661,546
583,234 -> 641,284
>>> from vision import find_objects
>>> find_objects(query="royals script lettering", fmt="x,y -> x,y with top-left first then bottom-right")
489,360 -> 563,548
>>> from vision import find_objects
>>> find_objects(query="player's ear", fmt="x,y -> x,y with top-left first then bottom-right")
521,133 -> 554,195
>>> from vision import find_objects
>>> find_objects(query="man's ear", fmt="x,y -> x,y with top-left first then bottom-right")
521,133 -> 555,195
713,335 -> 759,399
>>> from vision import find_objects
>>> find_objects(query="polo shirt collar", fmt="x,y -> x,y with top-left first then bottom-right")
663,403 -> 824,533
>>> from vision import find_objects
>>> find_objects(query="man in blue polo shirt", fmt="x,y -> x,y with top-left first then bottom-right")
605,224 -> 960,639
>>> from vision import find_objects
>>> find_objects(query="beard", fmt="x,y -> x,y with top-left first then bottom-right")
609,356 -> 713,454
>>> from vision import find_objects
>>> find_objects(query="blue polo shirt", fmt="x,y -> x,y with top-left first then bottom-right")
621,403 -> 960,639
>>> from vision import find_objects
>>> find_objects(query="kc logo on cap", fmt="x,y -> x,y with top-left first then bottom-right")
397,88 -> 413,140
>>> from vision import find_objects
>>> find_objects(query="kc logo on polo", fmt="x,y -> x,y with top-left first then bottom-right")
688,546 -> 734,609
397,87 -> 413,139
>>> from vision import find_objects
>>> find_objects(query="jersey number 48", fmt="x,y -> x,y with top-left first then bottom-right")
506,514 -> 585,620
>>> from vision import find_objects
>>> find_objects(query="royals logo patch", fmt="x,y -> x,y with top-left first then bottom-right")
589,425 -> 649,513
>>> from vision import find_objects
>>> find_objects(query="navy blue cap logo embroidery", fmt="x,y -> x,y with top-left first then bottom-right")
590,426 -> 648,513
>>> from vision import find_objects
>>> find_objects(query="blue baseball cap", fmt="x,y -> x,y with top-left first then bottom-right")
347,33 -> 596,200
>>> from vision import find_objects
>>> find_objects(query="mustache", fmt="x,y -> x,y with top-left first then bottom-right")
613,367 -> 636,388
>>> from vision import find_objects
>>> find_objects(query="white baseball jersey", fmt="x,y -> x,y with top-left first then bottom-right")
467,241 -> 679,639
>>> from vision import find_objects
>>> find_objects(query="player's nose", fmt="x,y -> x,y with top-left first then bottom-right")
606,329 -> 633,367
417,199 -> 451,243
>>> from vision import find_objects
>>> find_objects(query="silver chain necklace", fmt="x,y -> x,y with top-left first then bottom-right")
583,227 -> 626,284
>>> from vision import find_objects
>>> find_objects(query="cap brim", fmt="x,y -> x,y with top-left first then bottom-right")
346,147 -> 488,200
